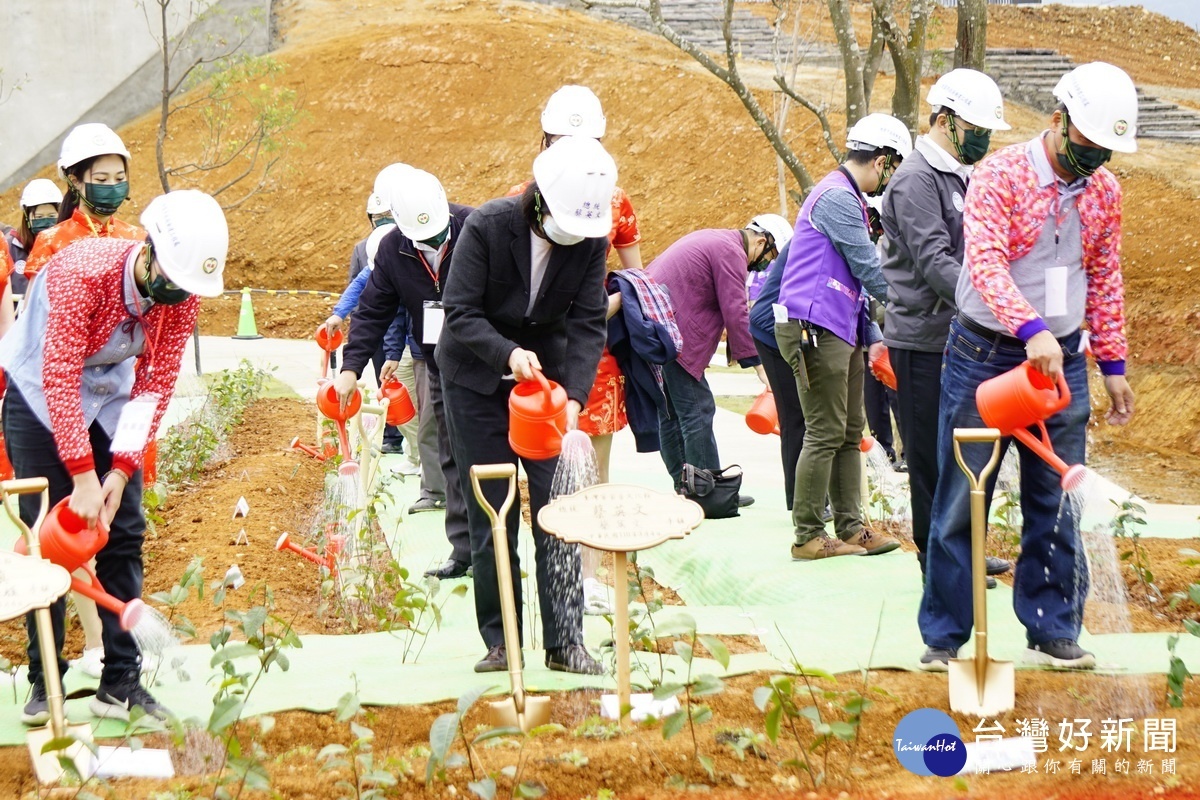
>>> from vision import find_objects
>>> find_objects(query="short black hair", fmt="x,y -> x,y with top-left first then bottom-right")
519,180 -> 542,230
846,146 -> 899,166
929,105 -> 952,128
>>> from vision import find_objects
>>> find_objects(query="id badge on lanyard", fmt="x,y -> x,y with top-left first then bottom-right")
423,301 -> 445,345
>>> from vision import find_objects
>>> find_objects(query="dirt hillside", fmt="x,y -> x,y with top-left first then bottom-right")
4,0 -> 1200,498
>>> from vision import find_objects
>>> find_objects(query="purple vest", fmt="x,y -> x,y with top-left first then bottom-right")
777,169 -> 869,345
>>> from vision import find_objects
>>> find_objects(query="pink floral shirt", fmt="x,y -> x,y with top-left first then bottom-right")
962,135 -> 1127,374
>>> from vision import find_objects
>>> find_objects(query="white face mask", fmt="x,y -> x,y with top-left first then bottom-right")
542,214 -> 585,246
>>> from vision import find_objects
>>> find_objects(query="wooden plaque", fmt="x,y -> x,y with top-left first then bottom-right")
537,484 -> 704,553
0,550 -> 71,622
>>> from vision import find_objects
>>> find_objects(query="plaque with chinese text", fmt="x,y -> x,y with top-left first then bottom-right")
537,484 -> 703,552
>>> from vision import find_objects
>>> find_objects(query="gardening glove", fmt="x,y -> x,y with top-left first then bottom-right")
1103,374 -> 1135,426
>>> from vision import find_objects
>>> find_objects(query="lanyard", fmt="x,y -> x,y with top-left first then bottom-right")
416,243 -> 451,295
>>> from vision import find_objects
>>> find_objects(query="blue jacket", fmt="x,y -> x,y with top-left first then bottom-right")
605,271 -> 680,453
748,239 -> 792,351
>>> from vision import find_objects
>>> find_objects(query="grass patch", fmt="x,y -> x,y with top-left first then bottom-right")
715,395 -> 754,416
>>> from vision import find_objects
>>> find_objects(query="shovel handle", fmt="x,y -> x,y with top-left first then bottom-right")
952,428 -> 1003,492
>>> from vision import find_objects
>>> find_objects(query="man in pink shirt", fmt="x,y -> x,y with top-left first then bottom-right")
918,63 -> 1138,672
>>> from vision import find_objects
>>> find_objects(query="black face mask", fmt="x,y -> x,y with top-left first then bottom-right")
82,180 -> 129,216
143,248 -> 191,305
29,216 -> 56,236
869,158 -> 895,198
1057,115 -> 1112,179
420,225 -> 451,248
949,117 -> 991,165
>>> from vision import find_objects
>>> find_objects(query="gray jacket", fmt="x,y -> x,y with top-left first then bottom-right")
879,145 -> 969,352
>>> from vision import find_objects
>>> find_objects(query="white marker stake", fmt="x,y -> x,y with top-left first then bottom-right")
233,497 -> 250,519
231,529 -> 249,546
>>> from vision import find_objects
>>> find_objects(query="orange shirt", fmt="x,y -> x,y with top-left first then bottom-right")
0,240 -> 12,285
505,181 -> 641,253
24,208 -> 143,277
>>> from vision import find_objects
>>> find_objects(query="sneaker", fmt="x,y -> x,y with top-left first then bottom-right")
919,646 -> 958,673
985,556 -> 1011,576
70,646 -> 104,679
396,460 -> 421,476
90,673 -> 173,721
546,644 -> 606,675
408,497 -> 446,514
791,536 -> 867,560
821,503 -> 834,523
892,458 -> 908,473
381,441 -> 405,455
21,681 -> 49,726
737,495 -> 755,508
583,577 -> 611,616
842,528 -> 901,556
1024,639 -> 1096,670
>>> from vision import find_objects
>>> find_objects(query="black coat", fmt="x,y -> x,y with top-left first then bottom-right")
342,203 -> 474,377
437,196 -> 607,406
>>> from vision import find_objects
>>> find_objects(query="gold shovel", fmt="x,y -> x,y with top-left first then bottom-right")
948,428 -> 1015,718
469,465 -> 552,733
0,478 -> 95,784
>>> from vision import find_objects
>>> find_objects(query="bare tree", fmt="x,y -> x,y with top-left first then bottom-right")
142,0 -> 303,209
954,0 -> 987,71
873,0 -> 933,136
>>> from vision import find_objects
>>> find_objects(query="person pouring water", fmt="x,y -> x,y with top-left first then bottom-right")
0,190 -> 228,726
438,136 -> 616,675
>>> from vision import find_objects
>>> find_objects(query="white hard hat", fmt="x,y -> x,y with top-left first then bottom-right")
365,222 -> 396,268
532,135 -> 618,239
747,213 -> 793,251
373,162 -> 413,200
1053,62 -> 1138,153
58,123 -> 131,178
541,85 -> 607,138
140,190 -> 228,298
365,192 -> 388,215
20,179 -> 64,209
927,69 -> 1011,131
388,169 -> 449,242
846,113 -> 913,159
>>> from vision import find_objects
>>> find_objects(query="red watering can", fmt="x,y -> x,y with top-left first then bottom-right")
860,436 -> 876,453
746,390 -> 780,436
976,362 -> 1087,491
275,532 -> 343,578
13,499 -> 145,631
315,324 -> 343,352
380,378 -> 416,426
316,382 -> 362,475
871,346 -> 897,391
508,369 -> 567,459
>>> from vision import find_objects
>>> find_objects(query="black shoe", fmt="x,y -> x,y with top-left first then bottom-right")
424,558 -> 471,580
546,644 -> 606,675
892,458 -> 908,473
408,497 -> 446,514
475,645 -> 517,673
1025,639 -> 1096,670
21,680 -> 48,726
985,556 -> 1011,576
919,646 -> 958,673
737,495 -> 755,508
986,576 -> 997,590
90,672 -> 172,721
381,441 -> 405,455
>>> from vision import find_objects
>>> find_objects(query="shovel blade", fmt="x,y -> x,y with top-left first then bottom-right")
26,722 -> 94,785
489,695 -> 552,734
949,657 -> 1015,718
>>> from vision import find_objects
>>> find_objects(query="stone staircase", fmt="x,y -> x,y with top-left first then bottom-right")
986,48 -> 1200,142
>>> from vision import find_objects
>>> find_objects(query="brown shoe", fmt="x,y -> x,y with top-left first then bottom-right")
791,536 -> 867,560
843,528 -> 901,555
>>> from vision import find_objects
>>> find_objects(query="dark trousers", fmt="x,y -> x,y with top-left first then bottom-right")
427,368 -> 471,564
892,348 -> 942,565
863,353 -> 900,458
4,385 -> 146,686
442,379 -> 583,650
657,360 -> 719,488
755,339 -> 806,511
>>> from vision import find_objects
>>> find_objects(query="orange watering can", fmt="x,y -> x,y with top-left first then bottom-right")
13,499 -> 145,631
746,389 -> 780,436
508,369 -> 567,459
275,532 -> 343,577
871,346 -> 897,391
316,382 -> 362,475
315,324 -> 343,352
381,378 -> 417,426
976,362 -> 1087,491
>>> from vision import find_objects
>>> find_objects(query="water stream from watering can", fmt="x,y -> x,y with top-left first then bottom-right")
1059,468 -> 1156,720
132,604 -> 180,658
863,440 -> 908,522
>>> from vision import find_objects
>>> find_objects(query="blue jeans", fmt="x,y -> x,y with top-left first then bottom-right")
919,319 -> 1090,650
657,361 -> 720,488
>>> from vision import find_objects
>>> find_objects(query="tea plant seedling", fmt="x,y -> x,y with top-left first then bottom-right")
318,683 -> 400,800
1110,496 -> 1161,604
